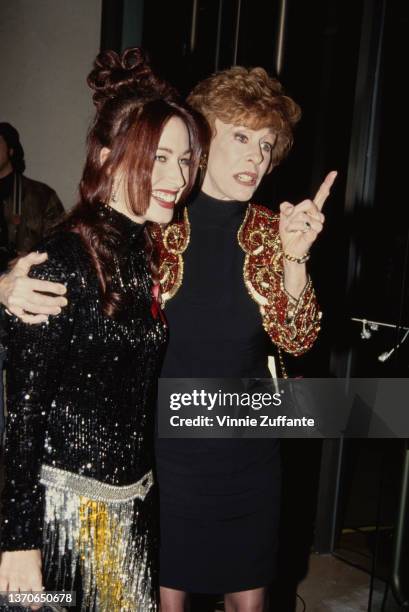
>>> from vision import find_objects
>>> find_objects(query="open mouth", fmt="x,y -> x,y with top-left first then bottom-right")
233,172 -> 258,186
151,189 -> 178,209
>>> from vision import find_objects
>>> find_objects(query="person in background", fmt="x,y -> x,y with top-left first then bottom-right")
0,122 -> 64,440
0,122 -> 64,265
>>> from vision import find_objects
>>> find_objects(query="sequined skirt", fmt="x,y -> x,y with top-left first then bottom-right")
39,465 -> 158,612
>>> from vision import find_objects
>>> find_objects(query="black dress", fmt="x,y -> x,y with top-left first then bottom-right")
156,192 -> 281,594
0,205 -> 167,611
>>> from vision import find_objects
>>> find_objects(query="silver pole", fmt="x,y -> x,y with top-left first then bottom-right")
190,0 -> 199,53
233,0 -> 242,65
215,0 -> 224,71
275,0 -> 288,76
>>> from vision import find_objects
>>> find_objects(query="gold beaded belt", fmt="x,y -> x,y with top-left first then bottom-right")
40,464 -> 154,502
40,464 -> 157,610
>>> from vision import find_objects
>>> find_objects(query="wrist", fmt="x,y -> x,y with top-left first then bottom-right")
283,261 -> 308,300
283,250 -> 310,264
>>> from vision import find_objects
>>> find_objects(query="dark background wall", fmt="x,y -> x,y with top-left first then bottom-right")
102,0 -> 409,380
139,2 -> 409,608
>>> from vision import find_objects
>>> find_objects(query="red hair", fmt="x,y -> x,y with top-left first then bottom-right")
188,66 -> 300,166
59,48 -> 205,317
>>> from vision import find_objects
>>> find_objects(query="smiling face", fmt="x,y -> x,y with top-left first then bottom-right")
147,115 -> 192,223
201,118 -> 276,202
107,115 -> 192,224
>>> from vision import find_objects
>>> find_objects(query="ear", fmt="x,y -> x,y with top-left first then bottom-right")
212,117 -> 222,138
100,147 -> 111,166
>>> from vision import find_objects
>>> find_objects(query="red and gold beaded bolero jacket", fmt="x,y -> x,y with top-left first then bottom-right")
149,203 -> 321,356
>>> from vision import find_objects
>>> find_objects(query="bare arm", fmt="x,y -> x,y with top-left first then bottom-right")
0,252 -> 68,324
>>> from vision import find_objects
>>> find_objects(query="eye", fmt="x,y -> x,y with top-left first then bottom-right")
234,132 -> 248,144
179,157 -> 192,167
261,142 -> 273,153
154,154 -> 167,163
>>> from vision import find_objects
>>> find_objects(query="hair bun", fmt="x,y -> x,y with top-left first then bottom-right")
87,47 -> 177,108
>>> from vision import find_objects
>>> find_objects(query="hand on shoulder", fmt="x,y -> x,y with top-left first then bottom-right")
0,252 -> 68,325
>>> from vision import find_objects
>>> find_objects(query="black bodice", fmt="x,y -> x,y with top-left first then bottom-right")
1,205 -> 167,551
161,191 -> 271,378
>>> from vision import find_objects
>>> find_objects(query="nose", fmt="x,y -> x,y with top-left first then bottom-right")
169,159 -> 187,190
247,144 -> 264,165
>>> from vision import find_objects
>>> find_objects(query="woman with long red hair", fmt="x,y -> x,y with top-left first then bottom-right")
0,47 -> 203,611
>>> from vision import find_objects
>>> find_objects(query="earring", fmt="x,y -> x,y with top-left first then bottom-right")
110,181 -> 118,203
198,154 -> 208,184
199,153 -> 208,173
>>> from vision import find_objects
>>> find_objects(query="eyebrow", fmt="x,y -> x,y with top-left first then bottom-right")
233,127 -> 276,141
157,147 -> 192,155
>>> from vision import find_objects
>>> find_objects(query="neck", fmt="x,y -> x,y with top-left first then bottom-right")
189,190 -> 247,228
0,164 -> 13,180
108,199 -> 145,225
201,182 -> 234,202
201,178 -> 250,204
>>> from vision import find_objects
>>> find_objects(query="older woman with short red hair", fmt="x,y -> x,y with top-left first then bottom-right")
154,66 -> 336,612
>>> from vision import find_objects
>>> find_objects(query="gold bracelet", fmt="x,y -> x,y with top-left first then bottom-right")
283,251 -> 310,264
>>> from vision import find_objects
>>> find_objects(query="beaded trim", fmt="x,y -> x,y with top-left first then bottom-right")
150,203 -> 321,358
237,205 -> 282,309
148,209 -> 190,306
238,204 -> 321,357
40,465 -> 154,503
41,466 -> 156,610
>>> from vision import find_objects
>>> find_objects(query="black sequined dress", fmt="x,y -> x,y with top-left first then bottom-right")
0,205 -> 167,611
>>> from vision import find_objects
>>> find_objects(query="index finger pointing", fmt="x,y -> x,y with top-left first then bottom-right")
313,170 -> 337,210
